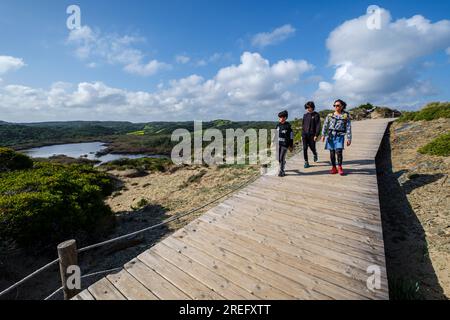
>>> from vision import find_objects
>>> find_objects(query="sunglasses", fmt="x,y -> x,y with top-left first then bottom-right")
334,104 -> 342,107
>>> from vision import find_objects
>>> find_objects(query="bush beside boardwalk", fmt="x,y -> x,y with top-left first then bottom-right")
418,132 -> 450,157
0,148 -> 115,247
398,102 -> 450,122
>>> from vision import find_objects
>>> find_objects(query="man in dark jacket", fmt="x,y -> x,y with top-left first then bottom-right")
302,101 -> 321,168
276,110 -> 293,177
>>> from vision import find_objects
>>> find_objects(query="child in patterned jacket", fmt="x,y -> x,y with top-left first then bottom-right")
321,99 -> 352,176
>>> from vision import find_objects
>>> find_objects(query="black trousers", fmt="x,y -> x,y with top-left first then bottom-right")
302,133 -> 317,162
330,149 -> 343,166
278,145 -> 288,173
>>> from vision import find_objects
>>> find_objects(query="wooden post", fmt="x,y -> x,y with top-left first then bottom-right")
57,239 -> 80,300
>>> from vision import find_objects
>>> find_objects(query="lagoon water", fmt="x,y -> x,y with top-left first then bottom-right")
22,142 -> 160,165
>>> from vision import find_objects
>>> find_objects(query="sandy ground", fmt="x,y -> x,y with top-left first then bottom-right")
106,164 -> 259,226
377,118 -> 449,299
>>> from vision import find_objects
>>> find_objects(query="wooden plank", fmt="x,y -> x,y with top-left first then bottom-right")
208,204 -> 386,264
178,220 -> 385,300
257,172 -> 380,197
252,178 -> 381,205
236,186 -> 382,226
150,242 -> 257,299
195,214 -> 387,284
193,215 -> 389,286
223,194 -> 385,245
72,289 -> 95,300
162,236 -> 293,299
211,201 -> 383,250
174,222 -> 369,299
212,203 -> 384,258
124,259 -> 190,300
87,277 -> 126,300
237,185 -> 383,224
137,251 -> 224,300
107,269 -> 159,300
169,228 -> 335,299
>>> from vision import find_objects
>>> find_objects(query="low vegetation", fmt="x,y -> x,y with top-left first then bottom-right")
0,147 -> 33,172
398,102 -> 450,122
99,157 -> 173,172
0,149 -> 115,247
418,132 -> 450,157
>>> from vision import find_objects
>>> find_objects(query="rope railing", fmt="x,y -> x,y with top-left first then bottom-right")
44,267 -> 123,300
0,258 -> 60,298
0,171 -> 261,300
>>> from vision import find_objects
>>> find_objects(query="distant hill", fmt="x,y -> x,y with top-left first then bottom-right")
0,120 -> 277,151
0,121 -> 146,149
143,120 -> 276,135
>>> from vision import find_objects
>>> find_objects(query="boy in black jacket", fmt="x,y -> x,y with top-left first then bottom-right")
276,110 -> 293,177
302,101 -> 321,168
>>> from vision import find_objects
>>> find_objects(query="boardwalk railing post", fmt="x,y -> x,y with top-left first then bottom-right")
57,239 -> 80,300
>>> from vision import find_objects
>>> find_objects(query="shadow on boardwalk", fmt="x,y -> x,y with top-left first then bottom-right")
285,159 -> 377,176
376,124 -> 446,300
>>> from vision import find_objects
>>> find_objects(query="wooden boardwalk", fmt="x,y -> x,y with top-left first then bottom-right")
74,119 -> 392,300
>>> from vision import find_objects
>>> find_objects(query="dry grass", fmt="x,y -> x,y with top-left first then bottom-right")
106,164 -> 259,230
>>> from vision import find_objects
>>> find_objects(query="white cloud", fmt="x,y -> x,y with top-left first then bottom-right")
195,52 -> 232,67
252,24 -> 296,48
314,8 -> 450,108
0,52 -> 313,122
0,56 -> 25,75
66,26 -> 170,77
175,55 -> 190,64
196,59 -> 207,67
124,60 -> 171,77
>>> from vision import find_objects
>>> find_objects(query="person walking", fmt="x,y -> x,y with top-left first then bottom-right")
302,101 -> 321,168
276,110 -> 294,177
321,99 -> 352,176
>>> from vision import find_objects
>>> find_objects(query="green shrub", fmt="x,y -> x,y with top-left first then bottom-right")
100,157 -> 172,172
418,132 -> 450,157
397,111 -> 417,122
0,162 -> 115,246
0,148 -> 33,172
131,198 -> 149,210
398,102 -> 450,122
389,278 -> 424,300
350,103 -> 375,111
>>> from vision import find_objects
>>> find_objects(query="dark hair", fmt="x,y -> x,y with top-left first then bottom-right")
334,99 -> 347,110
304,101 -> 316,110
278,110 -> 288,119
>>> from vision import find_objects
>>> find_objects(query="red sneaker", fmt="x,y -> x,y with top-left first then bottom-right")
338,165 -> 344,176
330,166 -> 338,174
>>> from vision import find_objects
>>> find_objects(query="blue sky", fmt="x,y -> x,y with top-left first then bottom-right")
0,0 -> 449,122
